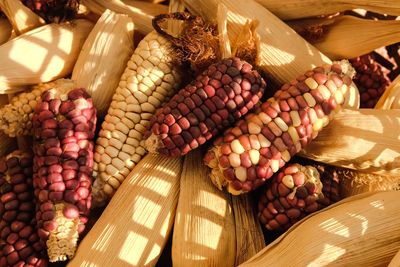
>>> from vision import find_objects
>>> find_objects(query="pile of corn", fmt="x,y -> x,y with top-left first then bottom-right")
0,0 -> 400,266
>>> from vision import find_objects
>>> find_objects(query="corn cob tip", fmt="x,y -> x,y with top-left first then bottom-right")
333,59 -> 356,79
91,178 -> 108,208
46,203 -> 79,262
144,133 -> 161,155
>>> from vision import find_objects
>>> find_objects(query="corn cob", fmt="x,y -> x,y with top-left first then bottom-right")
144,57 -> 266,157
70,154 -> 182,267
0,17 -> 12,45
258,163 -> 340,232
32,87 -> 96,262
92,30 -> 183,207
72,9 -> 135,118
204,61 -> 355,194
349,54 -> 390,108
0,0 -> 45,35
0,151 -> 47,267
0,19 -> 93,93
0,79 -> 75,137
240,191 -> 400,267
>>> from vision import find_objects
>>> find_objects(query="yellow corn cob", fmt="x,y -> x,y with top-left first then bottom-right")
72,9 -> 135,118
81,0 -> 168,34
0,0 -> 45,35
70,154 -> 182,267
0,19 -> 93,93
92,31 -> 183,206
0,79 -> 75,137
0,18 -> 12,45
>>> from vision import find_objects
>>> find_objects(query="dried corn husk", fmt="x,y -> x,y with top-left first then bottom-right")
292,16 -> 400,60
254,0 -> 400,20
183,0 -> 360,109
172,150 -> 236,267
0,18 -> 12,44
0,19 -> 93,93
375,75 -> 400,109
0,0 -> 45,35
72,9 -> 134,117
81,0 -> 168,34
389,248 -> 400,267
69,154 -> 182,267
231,195 -> 265,265
300,109 -> 400,175
240,191 -> 400,267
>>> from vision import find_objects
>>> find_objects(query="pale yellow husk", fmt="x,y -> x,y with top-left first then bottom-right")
0,18 -> 12,45
231,195 -> 265,266
0,19 -> 93,93
183,0 -> 359,109
172,150 -> 236,267
240,191 -> 400,267
300,109 -> 400,175
0,0 -> 45,35
254,0 -> 400,20
376,75 -> 400,109
72,9 -> 135,118
81,0 -> 168,34
69,154 -> 182,267
304,16 -> 400,60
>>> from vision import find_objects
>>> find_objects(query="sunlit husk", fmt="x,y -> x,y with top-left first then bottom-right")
172,150 -> 236,267
0,19 -> 93,93
81,0 -> 168,34
240,191 -> 400,267
70,154 -> 182,267
0,18 -> 12,44
72,9 -> 134,117
254,0 -> 400,20
300,109 -> 400,175
0,0 -> 45,35
389,248 -> 400,267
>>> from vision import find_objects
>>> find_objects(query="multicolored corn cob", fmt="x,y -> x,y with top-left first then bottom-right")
0,79 -> 75,137
257,163 -> 340,232
144,57 -> 266,157
204,60 -> 355,194
32,87 -> 96,262
0,151 -> 47,267
349,54 -> 390,108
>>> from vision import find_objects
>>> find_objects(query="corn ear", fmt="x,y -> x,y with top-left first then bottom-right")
0,0 -> 45,35
254,0 -> 400,20
0,20 -> 93,93
0,18 -> 12,45
72,9 -> 135,118
376,75 -> 400,109
232,195 -> 265,265
0,94 -> 17,156
300,109 -> 400,175
172,150 -> 236,267
81,0 -> 168,34
183,0 -> 359,109
70,154 -> 182,267
297,16 -> 400,60
240,191 -> 400,267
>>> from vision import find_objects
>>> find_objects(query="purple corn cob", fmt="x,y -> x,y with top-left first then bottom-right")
144,57 -> 266,157
0,151 -> 47,267
32,88 -> 96,262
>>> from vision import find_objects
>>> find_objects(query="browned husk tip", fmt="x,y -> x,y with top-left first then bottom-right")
153,12 -> 220,72
232,19 -> 261,67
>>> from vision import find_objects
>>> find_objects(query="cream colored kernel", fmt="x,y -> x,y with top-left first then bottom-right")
235,167 -> 247,182
304,93 -> 316,107
231,139 -> 245,154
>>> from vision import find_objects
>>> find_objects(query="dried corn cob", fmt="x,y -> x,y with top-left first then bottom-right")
349,54 -> 390,108
92,30 -> 183,206
32,87 -> 96,262
144,57 -> 266,157
258,163 -> 340,232
204,61 -> 355,194
0,151 -> 47,267
0,79 -> 75,137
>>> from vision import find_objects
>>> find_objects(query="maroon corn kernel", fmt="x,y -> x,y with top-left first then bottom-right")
258,163 -> 340,231
349,54 -> 390,108
0,151 -> 47,266
204,61 -> 355,194
32,88 -> 96,262
144,57 -> 266,157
